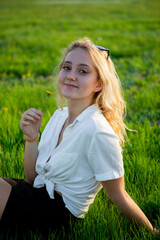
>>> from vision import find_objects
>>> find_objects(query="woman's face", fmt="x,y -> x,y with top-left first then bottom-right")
58,47 -> 102,104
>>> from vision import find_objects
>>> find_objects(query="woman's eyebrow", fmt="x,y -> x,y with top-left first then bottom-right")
79,64 -> 91,68
64,61 -> 91,68
64,61 -> 72,64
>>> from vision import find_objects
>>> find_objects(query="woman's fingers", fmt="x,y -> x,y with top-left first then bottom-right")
153,228 -> 159,235
20,108 -> 43,139
21,120 -> 30,126
23,114 -> 38,123
29,108 -> 42,117
22,108 -> 42,122
26,108 -> 42,119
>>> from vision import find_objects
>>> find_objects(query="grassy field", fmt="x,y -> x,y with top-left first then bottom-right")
0,0 -> 160,239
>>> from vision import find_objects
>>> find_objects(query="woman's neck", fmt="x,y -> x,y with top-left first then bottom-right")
66,98 -> 94,124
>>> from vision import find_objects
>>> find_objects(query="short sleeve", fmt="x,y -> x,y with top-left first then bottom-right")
88,131 -> 124,181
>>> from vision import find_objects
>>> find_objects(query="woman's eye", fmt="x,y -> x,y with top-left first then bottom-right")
79,69 -> 88,74
62,66 -> 70,70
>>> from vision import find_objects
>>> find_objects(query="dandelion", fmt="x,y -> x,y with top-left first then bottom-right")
3,107 -> 8,112
41,90 -> 53,110
46,90 -> 53,96
48,75 -> 52,80
140,37 -> 144,42
22,74 -> 26,79
27,73 -> 31,78
141,71 -> 146,76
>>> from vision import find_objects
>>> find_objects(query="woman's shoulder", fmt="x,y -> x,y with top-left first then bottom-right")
84,108 -> 117,138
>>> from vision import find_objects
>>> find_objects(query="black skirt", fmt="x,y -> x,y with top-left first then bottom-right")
0,179 -> 77,236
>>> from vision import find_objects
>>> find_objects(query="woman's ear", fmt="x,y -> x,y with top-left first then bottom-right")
94,81 -> 103,93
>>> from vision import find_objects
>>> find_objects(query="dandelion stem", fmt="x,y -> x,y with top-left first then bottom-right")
41,96 -> 48,110
41,90 -> 53,111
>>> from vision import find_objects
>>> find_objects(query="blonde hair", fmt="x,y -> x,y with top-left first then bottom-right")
57,37 -> 128,146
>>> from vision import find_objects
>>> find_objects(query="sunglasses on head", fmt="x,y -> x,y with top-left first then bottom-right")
94,45 -> 110,59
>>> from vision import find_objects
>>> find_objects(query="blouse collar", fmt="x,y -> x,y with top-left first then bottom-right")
60,104 -> 99,123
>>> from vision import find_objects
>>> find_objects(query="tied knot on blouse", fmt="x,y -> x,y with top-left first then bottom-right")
34,152 -> 79,198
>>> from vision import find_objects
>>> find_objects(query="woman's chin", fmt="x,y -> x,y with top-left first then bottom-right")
61,91 -> 77,99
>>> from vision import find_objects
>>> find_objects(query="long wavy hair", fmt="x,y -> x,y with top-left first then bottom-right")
56,37 -> 128,146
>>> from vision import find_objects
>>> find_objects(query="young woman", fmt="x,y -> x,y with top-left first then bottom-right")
0,38 -> 159,236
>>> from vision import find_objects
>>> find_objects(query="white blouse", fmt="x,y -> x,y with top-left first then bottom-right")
33,104 -> 124,218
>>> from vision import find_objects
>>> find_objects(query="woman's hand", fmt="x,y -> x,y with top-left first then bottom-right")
153,228 -> 159,235
20,108 -> 43,140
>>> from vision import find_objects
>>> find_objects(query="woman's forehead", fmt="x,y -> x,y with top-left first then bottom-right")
65,48 -> 94,67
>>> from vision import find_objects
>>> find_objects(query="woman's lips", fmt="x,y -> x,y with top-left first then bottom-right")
64,84 -> 78,88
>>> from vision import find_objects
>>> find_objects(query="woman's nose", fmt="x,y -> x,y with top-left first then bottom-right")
67,70 -> 76,81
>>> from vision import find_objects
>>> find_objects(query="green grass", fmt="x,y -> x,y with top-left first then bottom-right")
0,0 -> 160,239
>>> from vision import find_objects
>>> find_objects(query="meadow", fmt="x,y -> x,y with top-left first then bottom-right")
0,0 -> 160,239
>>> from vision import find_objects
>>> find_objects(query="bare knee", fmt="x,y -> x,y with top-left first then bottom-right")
0,178 -> 12,220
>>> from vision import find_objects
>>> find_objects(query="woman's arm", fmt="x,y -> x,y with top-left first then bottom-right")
20,108 -> 42,184
23,141 -> 38,184
101,176 -> 156,232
